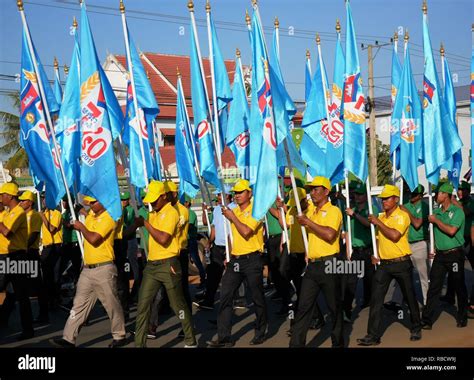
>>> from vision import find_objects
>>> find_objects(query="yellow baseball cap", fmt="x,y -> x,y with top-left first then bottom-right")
164,181 -> 178,193
143,181 -> 166,204
231,179 -> 251,192
19,190 -> 35,202
83,195 -> 97,204
305,176 -> 331,191
0,183 -> 19,196
287,187 -> 307,207
378,184 -> 400,198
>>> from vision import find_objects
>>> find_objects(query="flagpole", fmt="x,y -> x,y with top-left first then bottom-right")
120,0 -> 150,189
53,56 -> 61,97
178,70 -> 212,236
392,32 -> 398,183
17,0 -> 84,259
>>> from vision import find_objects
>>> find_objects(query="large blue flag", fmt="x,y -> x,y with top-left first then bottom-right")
122,23 -> 159,188
342,1 -> 368,182
53,61 -> 63,109
19,27 -> 64,209
146,116 -> 162,181
390,37 -> 402,170
79,4 -> 121,220
190,21 -> 221,191
249,8 -> 278,220
176,76 -> 199,200
56,24 -> 81,192
305,51 -> 312,103
422,11 -> 463,185
226,53 -> 250,178
392,43 -> 422,191
441,53 -> 462,189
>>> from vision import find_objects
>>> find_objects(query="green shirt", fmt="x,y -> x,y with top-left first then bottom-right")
266,206 -> 282,236
351,203 -> 378,248
188,209 -> 198,240
123,205 -> 135,229
404,200 -> 429,243
138,206 -> 149,250
62,210 -> 78,243
461,198 -> 474,237
433,204 -> 465,250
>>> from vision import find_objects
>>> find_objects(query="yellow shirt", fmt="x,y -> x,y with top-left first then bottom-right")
306,201 -> 342,259
231,202 -> 264,256
83,210 -> 116,265
148,202 -> 180,260
174,202 -> 189,250
0,209 -> 8,254
286,206 -> 306,254
377,207 -> 411,260
2,204 -> 28,253
114,216 -> 124,240
41,209 -> 63,246
26,210 -> 42,250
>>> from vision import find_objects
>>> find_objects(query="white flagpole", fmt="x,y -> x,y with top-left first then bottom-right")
18,0 -> 84,259
392,32 -> 398,184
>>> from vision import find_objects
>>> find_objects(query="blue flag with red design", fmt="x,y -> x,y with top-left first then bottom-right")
390,38 -> 402,170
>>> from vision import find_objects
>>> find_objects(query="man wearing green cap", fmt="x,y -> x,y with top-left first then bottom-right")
422,182 -> 468,329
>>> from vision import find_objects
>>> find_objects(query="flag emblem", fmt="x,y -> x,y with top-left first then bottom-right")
423,75 -> 435,108
20,78 -> 50,144
235,131 -> 250,150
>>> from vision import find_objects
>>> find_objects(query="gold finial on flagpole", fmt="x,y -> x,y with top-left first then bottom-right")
252,0 -> 258,7
315,33 -> 321,45
205,0 -> 211,13
73,16 -> 78,28
176,66 -> 181,77
274,17 -> 279,29
236,48 -> 241,58
404,29 -> 409,42
422,0 -> 427,15
245,9 -> 251,26
17,0 -> 24,11
393,31 -> 398,42
187,0 -> 194,12
119,0 -> 125,13
54,57 -> 59,70
306,49 -> 310,59
439,43 -> 445,56
335,19 -> 341,33
64,64 -> 69,75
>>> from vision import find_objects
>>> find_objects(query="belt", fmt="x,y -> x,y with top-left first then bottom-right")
268,233 -> 282,239
410,239 -> 427,244
436,247 -> 462,255
308,253 -> 338,263
84,260 -> 114,269
231,251 -> 261,260
380,255 -> 411,264
148,257 -> 177,265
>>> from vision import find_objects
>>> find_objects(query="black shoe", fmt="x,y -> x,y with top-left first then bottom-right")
108,339 -> 127,348
194,291 -> 206,301
456,319 -> 467,328
206,339 -> 234,348
421,321 -> 432,330
49,337 -> 75,348
383,301 -> 402,313
343,310 -> 352,323
309,318 -> 325,330
17,331 -> 34,341
439,295 -> 455,305
249,336 -> 265,345
193,300 -> 214,310
356,335 -> 380,346
410,330 -> 422,341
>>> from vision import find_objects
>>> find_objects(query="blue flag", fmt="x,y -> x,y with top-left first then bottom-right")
176,76 -> 199,200
342,1 -> 368,182
56,25 -> 81,192
441,54 -> 462,189
305,53 -> 312,103
422,11 -> 463,185
53,65 -> 63,109
226,54 -> 250,178
79,4 -> 121,220
392,43 -> 422,191
249,8 -> 278,220
471,32 -> 474,174
390,38 -> 402,170
146,116 -> 162,181
190,21 -> 221,191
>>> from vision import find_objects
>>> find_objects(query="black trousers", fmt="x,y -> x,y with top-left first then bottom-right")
444,240 -> 473,305
114,239 -> 130,315
203,245 -> 226,304
28,249 -> 49,319
289,259 -> 343,347
266,234 -> 290,305
217,252 -> 268,341
59,242 -> 82,284
342,246 -> 375,314
367,259 -> 421,338
179,248 -> 192,313
422,248 -> 468,324
40,244 -> 61,306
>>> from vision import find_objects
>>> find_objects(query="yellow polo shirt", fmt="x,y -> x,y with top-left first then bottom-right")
26,210 -> 42,250
41,209 -> 63,246
148,202 -> 180,260
286,206 -> 306,254
174,202 -> 189,250
307,201 -> 342,259
0,209 -> 8,254
114,215 -> 124,240
231,202 -> 264,256
83,210 -> 116,265
2,204 -> 28,253
377,207 -> 411,260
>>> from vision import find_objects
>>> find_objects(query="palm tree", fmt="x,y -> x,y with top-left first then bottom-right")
0,92 -> 28,170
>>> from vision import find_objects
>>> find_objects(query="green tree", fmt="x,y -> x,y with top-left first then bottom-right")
367,134 -> 392,186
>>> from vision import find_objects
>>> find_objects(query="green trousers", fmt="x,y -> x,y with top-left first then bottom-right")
134,256 -> 196,347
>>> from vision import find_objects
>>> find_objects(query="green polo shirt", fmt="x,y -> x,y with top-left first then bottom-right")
351,203 -> 379,248
461,198 -> 474,237
138,206 -> 149,250
188,209 -> 198,240
433,204 -> 465,251
62,210 -> 78,244
266,206 -> 282,236
123,205 -> 135,230
404,200 -> 429,243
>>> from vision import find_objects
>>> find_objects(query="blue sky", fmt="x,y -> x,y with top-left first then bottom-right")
0,0 -> 472,115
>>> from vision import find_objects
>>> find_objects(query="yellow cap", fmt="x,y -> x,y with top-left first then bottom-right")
19,190 -> 35,202
164,181 -> 178,193
231,179 -> 251,193
287,187 -> 307,207
143,181 -> 166,204
378,184 -> 400,198
305,176 -> 331,191
83,195 -> 97,204
0,182 -> 19,196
